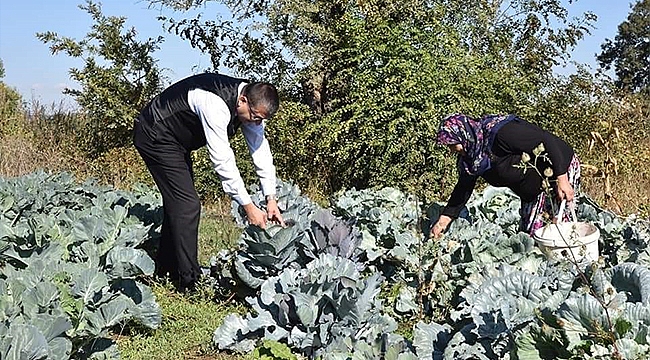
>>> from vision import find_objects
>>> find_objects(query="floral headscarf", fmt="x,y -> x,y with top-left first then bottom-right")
436,114 -> 515,175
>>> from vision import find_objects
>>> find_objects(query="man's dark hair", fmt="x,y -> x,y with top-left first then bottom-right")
244,82 -> 279,118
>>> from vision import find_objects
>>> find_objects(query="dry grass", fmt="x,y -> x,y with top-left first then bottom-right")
0,131 -> 78,178
82,146 -> 154,189
0,99 -> 153,191
0,95 -> 90,181
581,143 -> 650,218
0,128 -> 150,192
582,176 -> 650,215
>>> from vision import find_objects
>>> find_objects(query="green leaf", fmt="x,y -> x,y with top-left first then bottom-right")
83,337 -> 120,360
514,331 -> 542,360
30,314 -> 72,342
615,318 -> 633,337
72,269 -> 108,305
21,281 -> 60,316
104,246 -> 155,279
253,340 -> 298,360
47,337 -> 72,359
1,324 -> 49,360
84,295 -> 131,336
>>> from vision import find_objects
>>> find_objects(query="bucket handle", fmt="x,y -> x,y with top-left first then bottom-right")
555,199 -> 578,224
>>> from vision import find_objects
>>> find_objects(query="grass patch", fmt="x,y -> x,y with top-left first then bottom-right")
115,280 -> 246,360
117,205 -> 245,359
198,200 -> 243,266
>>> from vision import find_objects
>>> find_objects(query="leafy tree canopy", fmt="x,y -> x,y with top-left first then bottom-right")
597,0 -> 650,95
148,0 -> 595,199
37,0 -> 166,155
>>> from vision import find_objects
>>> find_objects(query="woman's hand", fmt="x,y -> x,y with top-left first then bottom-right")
430,215 -> 453,238
556,174 -> 575,202
266,198 -> 285,226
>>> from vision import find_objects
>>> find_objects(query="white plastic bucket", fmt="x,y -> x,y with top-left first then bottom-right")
532,200 -> 600,263
533,221 -> 600,263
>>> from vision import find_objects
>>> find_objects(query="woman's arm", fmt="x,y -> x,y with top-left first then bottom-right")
539,131 -> 573,177
432,173 -> 477,238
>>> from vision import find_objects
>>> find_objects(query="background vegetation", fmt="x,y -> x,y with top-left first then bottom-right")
3,0 -> 649,210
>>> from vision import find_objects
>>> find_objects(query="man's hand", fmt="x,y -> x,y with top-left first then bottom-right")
556,174 -> 575,202
243,203 -> 267,229
430,215 -> 453,239
265,197 -> 285,226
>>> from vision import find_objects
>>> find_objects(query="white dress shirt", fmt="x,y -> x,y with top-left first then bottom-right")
187,83 -> 276,205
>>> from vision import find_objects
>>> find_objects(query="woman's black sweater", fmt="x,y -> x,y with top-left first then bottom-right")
441,120 -> 575,218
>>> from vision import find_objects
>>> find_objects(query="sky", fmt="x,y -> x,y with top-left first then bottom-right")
0,0 -> 639,107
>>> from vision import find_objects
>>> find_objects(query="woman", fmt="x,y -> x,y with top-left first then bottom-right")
431,114 -> 580,238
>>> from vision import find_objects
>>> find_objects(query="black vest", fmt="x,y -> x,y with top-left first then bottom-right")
137,73 -> 247,150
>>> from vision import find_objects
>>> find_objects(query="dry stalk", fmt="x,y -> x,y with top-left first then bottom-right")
584,120 -> 624,214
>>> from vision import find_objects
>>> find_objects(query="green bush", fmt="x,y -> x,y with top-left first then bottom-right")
0,81 -> 23,135
37,1 -> 165,157
191,148 -> 226,202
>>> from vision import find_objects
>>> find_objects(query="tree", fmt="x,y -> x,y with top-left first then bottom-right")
597,0 -> 650,95
150,0 -> 595,200
37,0 -> 165,156
0,58 -> 23,129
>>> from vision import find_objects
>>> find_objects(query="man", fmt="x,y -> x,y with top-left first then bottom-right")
133,73 -> 284,292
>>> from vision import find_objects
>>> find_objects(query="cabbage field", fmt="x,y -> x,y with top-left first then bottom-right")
2,172 -> 650,359
0,172 -> 162,359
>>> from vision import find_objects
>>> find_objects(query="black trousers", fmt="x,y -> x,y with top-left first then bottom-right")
133,117 -> 201,290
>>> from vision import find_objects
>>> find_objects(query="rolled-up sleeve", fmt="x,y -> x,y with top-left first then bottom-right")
188,88 -> 252,205
240,121 -> 277,197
